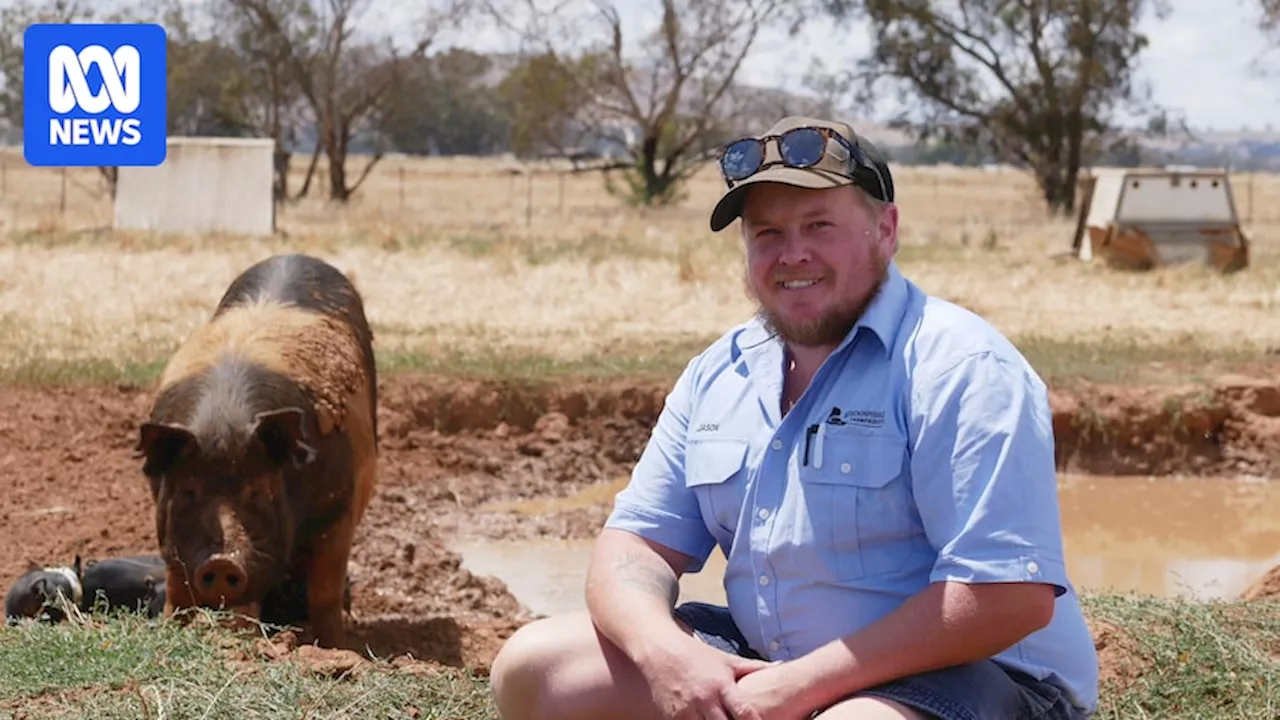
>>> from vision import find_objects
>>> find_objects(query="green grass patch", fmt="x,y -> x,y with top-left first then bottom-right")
1081,593 -> 1280,719
1,595 -> 1276,718
0,358 -> 167,389
0,336 -> 718,390
0,332 -> 1272,391
1011,333 -> 1274,385
0,608 -> 496,719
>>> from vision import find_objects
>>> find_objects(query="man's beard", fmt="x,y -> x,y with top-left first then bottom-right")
751,250 -> 890,348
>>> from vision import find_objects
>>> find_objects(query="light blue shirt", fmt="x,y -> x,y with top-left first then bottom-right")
605,260 -> 1100,714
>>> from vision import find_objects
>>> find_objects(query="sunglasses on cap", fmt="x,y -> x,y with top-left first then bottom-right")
717,125 -> 890,202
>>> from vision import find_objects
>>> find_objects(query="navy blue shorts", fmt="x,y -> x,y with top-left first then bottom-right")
673,601 -> 1088,720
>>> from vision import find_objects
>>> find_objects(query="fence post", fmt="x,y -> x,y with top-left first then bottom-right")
526,170 -> 533,228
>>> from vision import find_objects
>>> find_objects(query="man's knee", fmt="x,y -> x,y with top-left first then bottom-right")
490,611 -> 644,720
490,615 -> 571,706
815,695 -> 933,719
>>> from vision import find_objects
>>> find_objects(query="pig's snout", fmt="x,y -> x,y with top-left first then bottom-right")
194,555 -> 248,607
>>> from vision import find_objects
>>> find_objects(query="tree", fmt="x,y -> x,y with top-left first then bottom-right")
817,0 -> 1170,214
1263,0 -> 1280,31
378,48 -> 513,156
0,0 -> 127,196
227,0 -> 473,202
187,1 -> 310,200
486,0 -> 794,207
496,50 -> 601,161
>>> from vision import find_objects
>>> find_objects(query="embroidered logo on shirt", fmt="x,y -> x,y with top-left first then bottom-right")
825,406 -> 885,429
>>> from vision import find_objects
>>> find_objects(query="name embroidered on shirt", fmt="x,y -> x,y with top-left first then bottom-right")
694,422 -> 719,433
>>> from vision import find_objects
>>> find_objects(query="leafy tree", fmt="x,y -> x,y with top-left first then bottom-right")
817,0 -> 1170,214
378,48 -> 512,156
496,50 -> 601,160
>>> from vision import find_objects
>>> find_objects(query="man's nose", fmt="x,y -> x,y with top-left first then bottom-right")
776,231 -> 812,264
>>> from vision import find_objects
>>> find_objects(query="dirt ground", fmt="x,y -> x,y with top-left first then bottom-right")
1,371 -> 1278,680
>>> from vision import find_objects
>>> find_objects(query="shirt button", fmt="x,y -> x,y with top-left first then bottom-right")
772,439 -> 782,450
840,462 -> 852,473
769,640 -> 780,652
759,575 -> 770,586
1027,561 -> 1040,574
757,508 -> 770,520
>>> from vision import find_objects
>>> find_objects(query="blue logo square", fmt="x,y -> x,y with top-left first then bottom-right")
23,23 -> 168,167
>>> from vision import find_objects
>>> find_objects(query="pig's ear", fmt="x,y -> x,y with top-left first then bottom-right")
135,422 -> 196,476
251,407 -> 318,469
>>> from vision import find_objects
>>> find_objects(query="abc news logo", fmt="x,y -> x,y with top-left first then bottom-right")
23,23 -> 167,168
48,43 -> 143,147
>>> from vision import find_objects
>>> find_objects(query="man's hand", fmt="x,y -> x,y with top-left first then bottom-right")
734,662 -> 809,720
635,632 -> 773,720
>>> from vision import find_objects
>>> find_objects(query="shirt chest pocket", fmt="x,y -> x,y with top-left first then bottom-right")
798,430 -> 916,581
684,438 -> 749,541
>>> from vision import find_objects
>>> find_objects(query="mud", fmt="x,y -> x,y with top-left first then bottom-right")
1242,565 -> 1280,602
0,371 -> 1277,679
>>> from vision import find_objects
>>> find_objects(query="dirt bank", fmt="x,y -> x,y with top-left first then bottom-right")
0,371 -> 1276,677
1051,374 -> 1280,478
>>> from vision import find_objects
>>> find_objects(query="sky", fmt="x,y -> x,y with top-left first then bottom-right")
8,0 -> 1280,133
414,0 -> 1280,134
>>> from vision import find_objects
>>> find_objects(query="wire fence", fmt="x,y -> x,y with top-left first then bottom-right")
1,147 -> 1277,243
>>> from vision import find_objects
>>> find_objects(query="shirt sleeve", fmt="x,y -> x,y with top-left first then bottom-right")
604,357 -> 718,573
908,350 -> 1071,597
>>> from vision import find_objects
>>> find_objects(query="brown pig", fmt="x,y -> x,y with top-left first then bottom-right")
134,253 -> 377,648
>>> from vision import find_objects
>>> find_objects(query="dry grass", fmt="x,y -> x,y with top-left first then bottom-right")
0,146 -> 1276,385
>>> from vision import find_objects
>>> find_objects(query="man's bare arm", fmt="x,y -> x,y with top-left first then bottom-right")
585,527 -> 696,663
764,580 -> 1056,712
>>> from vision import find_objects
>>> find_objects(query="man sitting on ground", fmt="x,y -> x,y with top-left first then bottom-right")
487,115 -> 1100,720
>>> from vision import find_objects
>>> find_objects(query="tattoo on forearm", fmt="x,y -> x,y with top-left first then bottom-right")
613,551 -> 679,605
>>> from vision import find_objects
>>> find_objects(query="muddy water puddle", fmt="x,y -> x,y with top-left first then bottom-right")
452,474 -> 1280,618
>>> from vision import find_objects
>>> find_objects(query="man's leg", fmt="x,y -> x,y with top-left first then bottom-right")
815,697 -> 931,719
814,661 -> 1079,720
489,610 -> 661,720
489,601 -> 762,720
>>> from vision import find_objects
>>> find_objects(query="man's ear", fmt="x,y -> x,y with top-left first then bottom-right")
880,202 -> 900,255
135,422 -> 196,476
251,407 -> 318,468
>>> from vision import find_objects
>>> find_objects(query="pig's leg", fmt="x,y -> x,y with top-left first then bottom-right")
162,563 -> 196,620
303,513 -> 357,648
306,428 -> 377,648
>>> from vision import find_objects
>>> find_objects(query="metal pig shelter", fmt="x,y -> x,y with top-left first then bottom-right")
1070,167 -> 1250,273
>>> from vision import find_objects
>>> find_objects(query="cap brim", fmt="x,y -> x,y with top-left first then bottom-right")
709,166 -> 853,232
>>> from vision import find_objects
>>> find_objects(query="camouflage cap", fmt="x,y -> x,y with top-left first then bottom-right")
709,115 -> 895,232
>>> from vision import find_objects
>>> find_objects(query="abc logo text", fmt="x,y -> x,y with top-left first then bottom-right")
23,23 -> 167,167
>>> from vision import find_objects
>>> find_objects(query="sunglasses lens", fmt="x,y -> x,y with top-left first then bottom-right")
780,128 -> 826,167
722,139 -> 764,180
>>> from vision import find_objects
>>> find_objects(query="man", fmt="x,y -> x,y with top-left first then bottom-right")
488,116 -> 1100,720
